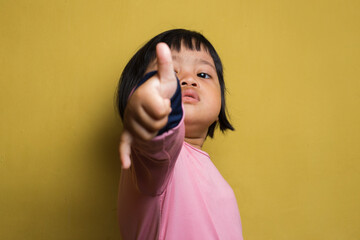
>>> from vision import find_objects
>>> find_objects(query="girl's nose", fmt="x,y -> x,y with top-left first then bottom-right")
180,75 -> 198,87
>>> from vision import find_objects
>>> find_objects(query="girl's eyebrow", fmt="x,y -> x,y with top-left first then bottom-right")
198,59 -> 216,71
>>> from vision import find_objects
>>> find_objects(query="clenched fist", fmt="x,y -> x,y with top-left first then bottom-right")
119,43 -> 178,169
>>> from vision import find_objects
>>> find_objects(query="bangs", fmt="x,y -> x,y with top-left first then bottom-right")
145,30 -> 213,64
166,36 -> 208,52
160,29 -> 211,52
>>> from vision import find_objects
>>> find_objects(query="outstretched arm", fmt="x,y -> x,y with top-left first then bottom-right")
119,43 -> 178,169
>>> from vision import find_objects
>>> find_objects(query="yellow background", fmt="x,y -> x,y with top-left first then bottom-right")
1,0 -> 359,239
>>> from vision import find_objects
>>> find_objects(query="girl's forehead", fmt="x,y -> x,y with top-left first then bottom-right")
171,50 -> 215,69
170,46 -> 213,63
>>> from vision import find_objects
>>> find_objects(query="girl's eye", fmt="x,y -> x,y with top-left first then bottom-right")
197,72 -> 211,79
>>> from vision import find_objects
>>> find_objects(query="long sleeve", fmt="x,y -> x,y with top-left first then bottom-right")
129,71 -> 184,196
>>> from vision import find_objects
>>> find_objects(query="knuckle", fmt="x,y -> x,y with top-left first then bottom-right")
154,104 -> 170,119
155,117 -> 168,130
154,107 -> 166,118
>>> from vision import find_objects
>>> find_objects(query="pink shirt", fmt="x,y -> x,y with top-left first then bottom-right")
118,118 -> 243,239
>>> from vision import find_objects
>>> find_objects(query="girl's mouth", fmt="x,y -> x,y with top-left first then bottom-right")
182,89 -> 200,103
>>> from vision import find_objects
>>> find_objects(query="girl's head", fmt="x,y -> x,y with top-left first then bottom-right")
116,29 -> 234,138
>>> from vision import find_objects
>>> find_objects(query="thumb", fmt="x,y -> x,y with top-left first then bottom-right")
156,42 -> 175,83
119,129 -> 132,169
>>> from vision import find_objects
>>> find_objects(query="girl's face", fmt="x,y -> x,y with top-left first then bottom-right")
146,44 -> 222,139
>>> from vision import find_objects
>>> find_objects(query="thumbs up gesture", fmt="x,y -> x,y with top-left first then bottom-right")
119,43 -> 178,169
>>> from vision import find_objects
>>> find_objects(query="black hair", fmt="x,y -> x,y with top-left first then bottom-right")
116,29 -> 234,138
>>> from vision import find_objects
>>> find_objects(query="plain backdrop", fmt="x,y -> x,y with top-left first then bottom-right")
1,0 -> 359,239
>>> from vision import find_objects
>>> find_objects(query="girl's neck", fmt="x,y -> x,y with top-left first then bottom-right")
184,136 -> 205,149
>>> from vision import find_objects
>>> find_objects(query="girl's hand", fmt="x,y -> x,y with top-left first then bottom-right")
119,43 -> 177,169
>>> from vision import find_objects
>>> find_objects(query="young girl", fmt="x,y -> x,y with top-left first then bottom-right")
116,29 -> 243,239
